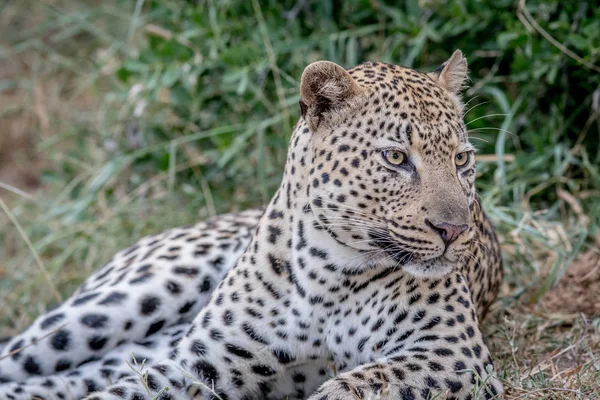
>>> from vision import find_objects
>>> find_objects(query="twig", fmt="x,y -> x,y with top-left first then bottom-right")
252,0 -> 291,132
476,154 -> 515,163
285,0 -> 307,21
513,386 -> 588,399
557,189 -> 589,228
0,323 -> 67,361
127,0 -> 145,46
144,24 -> 198,54
0,196 -> 61,302
517,0 -> 600,73
0,181 -> 35,200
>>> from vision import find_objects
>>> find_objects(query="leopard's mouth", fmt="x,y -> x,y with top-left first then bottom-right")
369,233 -> 438,264
369,235 -> 459,278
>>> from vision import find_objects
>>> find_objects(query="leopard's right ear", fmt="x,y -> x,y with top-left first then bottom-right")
428,50 -> 469,95
299,61 -> 363,132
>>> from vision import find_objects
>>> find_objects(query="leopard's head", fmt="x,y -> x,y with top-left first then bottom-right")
300,51 -> 476,278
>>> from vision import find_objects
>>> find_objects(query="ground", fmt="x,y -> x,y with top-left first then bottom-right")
486,246 -> 600,398
0,1 -> 598,399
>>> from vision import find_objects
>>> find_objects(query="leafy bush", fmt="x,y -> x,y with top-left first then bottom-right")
104,0 -> 599,213
97,0 -> 599,292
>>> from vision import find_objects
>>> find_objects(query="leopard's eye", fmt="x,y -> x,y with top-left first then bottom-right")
383,150 -> 406,166
455,151 -> 470,167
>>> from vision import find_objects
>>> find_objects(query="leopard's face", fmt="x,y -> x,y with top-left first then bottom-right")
301,54 -> 475,277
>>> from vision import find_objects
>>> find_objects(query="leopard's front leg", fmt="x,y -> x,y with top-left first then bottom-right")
309,351 -> 503,400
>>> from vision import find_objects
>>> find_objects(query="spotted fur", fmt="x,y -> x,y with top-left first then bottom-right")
0,50 -> 503,399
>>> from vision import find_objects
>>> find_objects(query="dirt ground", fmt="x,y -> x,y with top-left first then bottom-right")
538,249 -> 600,316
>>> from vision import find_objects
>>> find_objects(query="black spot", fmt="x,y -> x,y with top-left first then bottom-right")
41,379 -> 54,388
103,358 -> 120,366
273,349 -> 295,364
40,313 -> 65,330
399,387 -> 415,400
466,326 -> 475,338
146,374 -> 161,391
223,310 -> 235,325
427,293 -> 440,304
8,339 -> 24,360
391,367 -> 405,381
225,343 -> 254,359
129,272 -> 153,285
51,329 -> 71,351
23,355 -> 42,375
80,314 -> 109,329
190,340 -> 207,356
251,364 -> 276,376
428,361 -> 444,371
198,277 -> 212,293
371,318 -> 384,332
84,379 -> 100,393
309,247 -> 328,259
173,266 -> 199,276
164,280 -> 182,295
140,296 -> 161,315
179,300 -> 196,314
72,292 -> 101,306
210,256 -> 225,271
242,323 -> 269,345
88,336 -> 109,351
267,225 -> 283,244
231,374 -> 245,388
412,309 -> 426,323
422,316 -> 442,330
108,386 -> 126,397
434,348 -> 454,357
406,363 -> 421,372
425,376 -> 439,388
55,359 -> 71,373
210,329 -> 224,341
145,319 -> 166,337
454,361 -> 467,371
461,347 -> 473,358
445,379 -> 463,393
98,291 -> 128,305
358,337 -> 369,352
193,361 -> 219,384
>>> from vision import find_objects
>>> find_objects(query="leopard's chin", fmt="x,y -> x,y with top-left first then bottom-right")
402,257 -> 456,278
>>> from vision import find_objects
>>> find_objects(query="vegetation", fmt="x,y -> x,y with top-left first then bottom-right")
0,0 -> 598,397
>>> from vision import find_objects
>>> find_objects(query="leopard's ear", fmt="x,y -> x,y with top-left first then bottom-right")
299,61 -> 363,131
428,50 -> 469,95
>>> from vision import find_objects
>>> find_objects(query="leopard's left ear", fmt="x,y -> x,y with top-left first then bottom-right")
299,61 -> 364,132
428,50 -> 469,95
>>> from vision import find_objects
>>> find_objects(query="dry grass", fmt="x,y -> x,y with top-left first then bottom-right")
482,241 -> 600,399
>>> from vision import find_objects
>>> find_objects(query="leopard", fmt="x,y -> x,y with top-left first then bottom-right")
0,50 -> 504,400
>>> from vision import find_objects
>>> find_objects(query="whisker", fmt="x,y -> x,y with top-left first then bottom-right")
461,95 -> 482,112
308,220 -> 386,233
465,113 -> 508,126
310,198 -> 376,215
467,127 -> 517,138
462,100 -> 489,118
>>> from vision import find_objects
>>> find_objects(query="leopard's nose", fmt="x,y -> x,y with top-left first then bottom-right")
425,220 -> 468,245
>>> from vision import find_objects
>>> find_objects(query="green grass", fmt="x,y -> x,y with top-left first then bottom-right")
0,0 -> 599,398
